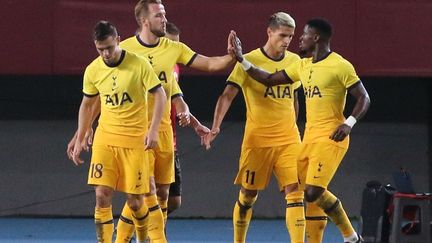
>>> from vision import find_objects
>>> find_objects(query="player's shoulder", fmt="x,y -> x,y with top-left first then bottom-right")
120,35 -> 139,47
86,56 -> 102,71
159,37 -> 182,48
330,52 -> 354,68
244,48 -> 263,61
284,50 -> 301,61
126,50 -> 151,66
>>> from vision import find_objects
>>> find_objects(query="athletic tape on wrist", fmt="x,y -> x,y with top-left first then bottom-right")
240,59 -> 252,71
344,116 -> 357,128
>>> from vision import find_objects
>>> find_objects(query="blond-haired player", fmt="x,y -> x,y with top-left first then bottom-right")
231,18 -> 370,243
71,21 -> 166,243
205,12 -> 305,243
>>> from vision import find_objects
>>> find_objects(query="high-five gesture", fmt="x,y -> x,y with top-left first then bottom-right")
229,31 -> 244,62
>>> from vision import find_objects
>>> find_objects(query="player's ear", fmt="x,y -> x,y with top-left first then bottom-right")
313,33 -> 320,42
267,27 -> 272,38
116,35 -> 121,44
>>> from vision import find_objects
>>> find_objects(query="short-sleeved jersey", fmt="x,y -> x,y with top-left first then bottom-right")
284,52 -> 360,148
228,48 -> 301,148
83,50 -> 161,148
120,36 -> 197,131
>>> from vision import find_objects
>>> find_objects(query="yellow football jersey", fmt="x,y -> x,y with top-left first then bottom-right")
120,36 -> 197,131
83,50 -> 161,148
228,48 -> 301,148
284,52 -> 360,148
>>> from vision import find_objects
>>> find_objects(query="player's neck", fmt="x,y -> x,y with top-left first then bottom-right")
312,44 -> 331,63
262,43 -> 284,60
138,30 -> 160,46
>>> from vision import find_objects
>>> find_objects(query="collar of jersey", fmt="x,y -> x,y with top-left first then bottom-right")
312,51 -> 333,64
136,35 -> 160,48
260,47 -> 285,62
103,50 -> 126,68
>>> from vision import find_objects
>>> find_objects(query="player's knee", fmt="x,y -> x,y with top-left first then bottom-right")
304,186 -> 325,203
240,188 -> 258,198
127,195 -> 144,211
95,187 -> 113,207
156,184 -> 170,200
168,196 -> 181,213
284,183 -> 299,194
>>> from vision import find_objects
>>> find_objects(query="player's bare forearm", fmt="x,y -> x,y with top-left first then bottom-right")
148,87 -> 167,133
189,114 -> 201,129
294,90 -> 299,121
212,85 -> 238,130
77,96 -> 97,142
348,81 -> 371,120
190,54 -> 235,73
90,98 -> 101,124
172,96 -> 190,127
247,67 -> 291,86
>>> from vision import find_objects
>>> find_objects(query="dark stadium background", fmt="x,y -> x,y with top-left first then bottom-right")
0,0 -> 430,218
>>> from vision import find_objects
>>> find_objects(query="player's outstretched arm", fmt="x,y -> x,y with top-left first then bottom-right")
188,31 -> 236,73
146,86 -> 167,150
189,53 -> 235,73
189,114 -> 210,145
72,95 -> 98,165
330,81 -> 370,142
204,84 -> 239,150
230,30 -> 292,86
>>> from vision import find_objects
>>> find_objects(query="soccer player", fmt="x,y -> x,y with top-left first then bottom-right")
116,1 -> 233,241
71,21 -> 166,243
204,12 -> 305,243
165,21 -> 183,215
230,18 -> 370,243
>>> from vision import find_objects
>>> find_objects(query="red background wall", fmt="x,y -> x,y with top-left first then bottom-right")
1,0 -> 431,76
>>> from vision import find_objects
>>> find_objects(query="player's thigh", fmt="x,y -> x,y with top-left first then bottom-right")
297,143 -> 312,191
115,146 -> 149,195
154,131 -> 175,184
274,143 -> 301,190
169,153 -> 182,197
305,143 -> 347,189
88,145 -> 117,189
235,147 -> 276,190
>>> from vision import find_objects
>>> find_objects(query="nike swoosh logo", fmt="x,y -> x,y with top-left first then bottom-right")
135,184 -> 142,188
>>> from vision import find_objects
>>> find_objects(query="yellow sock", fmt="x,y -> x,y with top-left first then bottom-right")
314,190 -> 354,237
157,197 -> 168,224
305,202 -> 328,243
285,191 -> 305,243
131,203 -> 150,243
94,206 -> 114,243
144,194 -> 167,243
233,191 -> 257,243
115,202 -> 135,243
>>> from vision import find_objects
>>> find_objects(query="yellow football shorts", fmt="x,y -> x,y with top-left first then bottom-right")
297,142 -> 348,190
147,129 -> 175,185
234,143 -> 301,191
88,144 -> 149,194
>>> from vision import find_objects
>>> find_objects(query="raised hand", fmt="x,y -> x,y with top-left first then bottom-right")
230,30 -> 244,62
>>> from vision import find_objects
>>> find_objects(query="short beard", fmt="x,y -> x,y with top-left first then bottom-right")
151,28 -> 166,38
